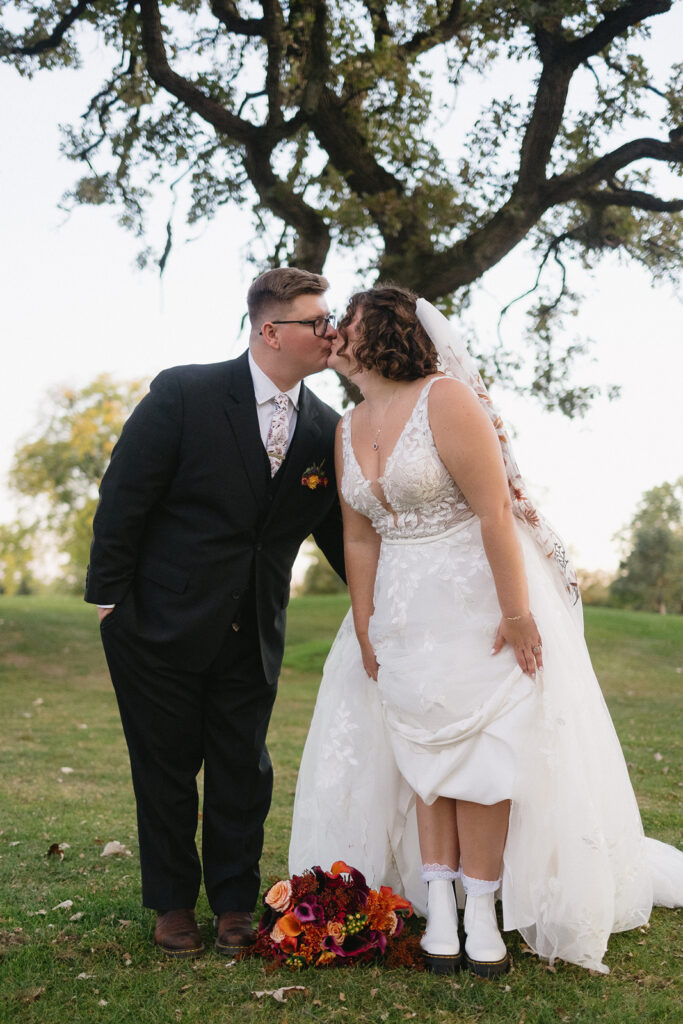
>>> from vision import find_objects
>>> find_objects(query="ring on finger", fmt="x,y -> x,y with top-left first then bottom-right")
532,644 -> 542,653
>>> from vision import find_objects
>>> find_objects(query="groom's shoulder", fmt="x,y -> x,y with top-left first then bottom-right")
151,355 -> 244,394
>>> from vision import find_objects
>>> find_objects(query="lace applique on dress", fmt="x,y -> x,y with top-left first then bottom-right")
341,378 -> 475,540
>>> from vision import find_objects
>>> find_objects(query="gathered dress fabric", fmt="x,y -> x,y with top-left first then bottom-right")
289,378 -> 683,972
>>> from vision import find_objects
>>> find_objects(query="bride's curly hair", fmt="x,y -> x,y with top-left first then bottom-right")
339,285 -> 439,381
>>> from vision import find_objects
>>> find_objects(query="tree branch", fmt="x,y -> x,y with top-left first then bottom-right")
516,2 -> 673,193
209,0 -> 264,37
581,188 -> 683,213
402,0 -> 464,56
546,136 -> 683,203
565,0 -> 672,66
1,0 -> 91,56
362,1 -> 392,45
262,0 -> 285,128
138,0 -> 257,144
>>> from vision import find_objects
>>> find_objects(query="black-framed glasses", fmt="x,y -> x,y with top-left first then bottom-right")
264,314 -> 337,337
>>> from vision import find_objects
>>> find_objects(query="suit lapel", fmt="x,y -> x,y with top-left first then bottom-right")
223,352 -> 270,503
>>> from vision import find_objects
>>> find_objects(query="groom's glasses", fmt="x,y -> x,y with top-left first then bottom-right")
266,314 -> 337,337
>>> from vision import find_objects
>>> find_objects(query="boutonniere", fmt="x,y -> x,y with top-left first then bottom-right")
301,460 -> 329,490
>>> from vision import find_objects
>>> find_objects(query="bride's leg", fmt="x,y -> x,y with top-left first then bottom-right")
415,796 -> 461,972
456,799 -> 508,880
416,795 -> 460,869
456,799 -> 510,978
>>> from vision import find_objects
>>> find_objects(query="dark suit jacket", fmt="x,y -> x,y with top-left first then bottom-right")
85,352 -> 345,681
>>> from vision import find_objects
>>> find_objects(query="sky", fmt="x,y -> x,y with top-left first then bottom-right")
1,12 -> 681,576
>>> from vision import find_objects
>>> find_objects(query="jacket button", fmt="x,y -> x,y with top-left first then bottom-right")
232,591 -> 240,600
256,543 -> 263,551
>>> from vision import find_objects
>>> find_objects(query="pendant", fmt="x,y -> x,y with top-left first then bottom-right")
372,442 -> 379,450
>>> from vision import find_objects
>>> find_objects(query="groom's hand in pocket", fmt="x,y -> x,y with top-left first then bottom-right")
97,606 -> 115,623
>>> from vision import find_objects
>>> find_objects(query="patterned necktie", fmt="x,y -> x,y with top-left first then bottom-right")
266,392 -> 290,476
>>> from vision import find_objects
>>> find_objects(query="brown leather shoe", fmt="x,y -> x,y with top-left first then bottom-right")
154,908 -> 204,958
214,910 -> 257,955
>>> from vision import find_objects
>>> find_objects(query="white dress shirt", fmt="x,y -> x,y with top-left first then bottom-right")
248,350 -> 301,448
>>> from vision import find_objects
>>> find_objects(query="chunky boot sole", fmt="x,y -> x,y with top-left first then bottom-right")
214,939 -> 255,956
422,949 -> 463,974
465,951 -> 510,978
155,940 -> 205,959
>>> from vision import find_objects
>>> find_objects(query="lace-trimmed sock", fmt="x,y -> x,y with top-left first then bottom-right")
421,862 -> 461,882
461,873 -> 500,896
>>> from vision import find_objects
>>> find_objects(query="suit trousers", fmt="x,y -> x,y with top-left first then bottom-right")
100,594 -> 275,914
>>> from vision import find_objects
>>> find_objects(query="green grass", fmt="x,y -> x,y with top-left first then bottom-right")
0,596 -> 681,1023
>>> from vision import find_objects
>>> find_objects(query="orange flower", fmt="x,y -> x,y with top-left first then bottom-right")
265,879 -> 293,912
280,934 -> 298,954
278,912 -> 303,937
379,885 -> 412,914
317,951 -> 336,966
328,860 -> 352,876
306,474 -> 320,489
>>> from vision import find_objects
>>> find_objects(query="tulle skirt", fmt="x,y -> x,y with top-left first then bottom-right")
289,519 -> 683,972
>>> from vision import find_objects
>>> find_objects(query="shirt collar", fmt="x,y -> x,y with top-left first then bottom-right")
248,350 -> 301,410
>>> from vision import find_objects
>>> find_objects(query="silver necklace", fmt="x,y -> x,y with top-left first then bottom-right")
370,390 -> 400,451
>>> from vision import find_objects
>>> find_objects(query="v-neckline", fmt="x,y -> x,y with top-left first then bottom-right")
348,377 -> 434,491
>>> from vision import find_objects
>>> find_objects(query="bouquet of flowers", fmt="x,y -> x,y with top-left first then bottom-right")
253,861 -> 413,969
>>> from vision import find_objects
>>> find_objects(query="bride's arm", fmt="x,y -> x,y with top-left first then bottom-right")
334,421 -> 381,680
428,379 -> 542,678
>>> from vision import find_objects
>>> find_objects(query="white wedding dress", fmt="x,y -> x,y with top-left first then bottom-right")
289,377 -> 683,973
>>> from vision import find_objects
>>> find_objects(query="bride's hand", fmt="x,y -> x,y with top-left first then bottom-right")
491,613 -> 543,678
358,636 -> 379,681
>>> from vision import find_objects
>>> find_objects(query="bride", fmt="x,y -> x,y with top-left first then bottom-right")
289,285 -> 683,975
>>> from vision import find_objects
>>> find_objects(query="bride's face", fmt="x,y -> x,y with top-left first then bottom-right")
327,307 -> 363,376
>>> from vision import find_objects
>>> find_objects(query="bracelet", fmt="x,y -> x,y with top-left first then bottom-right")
504,613 -> 529,621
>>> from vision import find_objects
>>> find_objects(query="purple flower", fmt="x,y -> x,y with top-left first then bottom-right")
294,898 -> 324,924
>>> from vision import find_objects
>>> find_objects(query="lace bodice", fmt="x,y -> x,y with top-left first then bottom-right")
341,377 -> 475,540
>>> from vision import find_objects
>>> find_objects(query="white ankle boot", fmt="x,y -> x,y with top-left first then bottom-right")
420,879 -> 462,973
463,891 -> 509,977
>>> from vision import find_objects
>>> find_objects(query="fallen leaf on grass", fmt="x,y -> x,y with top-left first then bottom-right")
52,900 -> 74,910
33,698 -> 44,706
60,767 -> 75,774
70,912 -> 85,922
9,841 -> 21,847
252,986 -> 309,1003
77,973 -> 95,980
17,986 -> 46,1003
98,999 -> 108,1007
47,842 -> 71,861
100,841 -> 132,858
27,910 -> 47,916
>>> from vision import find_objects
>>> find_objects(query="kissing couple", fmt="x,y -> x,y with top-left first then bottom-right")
87,267 -> 682,975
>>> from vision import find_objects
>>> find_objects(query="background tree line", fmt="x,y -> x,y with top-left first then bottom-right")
1,376 -> 681,614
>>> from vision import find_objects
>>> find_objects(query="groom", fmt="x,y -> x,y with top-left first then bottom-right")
85,267 -> 345,957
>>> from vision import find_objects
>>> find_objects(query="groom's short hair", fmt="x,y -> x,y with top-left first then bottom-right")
247,267 -> 329,326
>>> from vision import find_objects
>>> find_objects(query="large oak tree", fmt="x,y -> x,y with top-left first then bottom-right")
3,1 -> 682,412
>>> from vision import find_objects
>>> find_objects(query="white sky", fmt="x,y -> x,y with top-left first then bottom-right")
1,14 -> 681,574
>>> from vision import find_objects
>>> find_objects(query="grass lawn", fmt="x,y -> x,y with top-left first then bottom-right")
0,596 -> 681,1023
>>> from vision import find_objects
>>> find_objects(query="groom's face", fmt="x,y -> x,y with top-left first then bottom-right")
272,293 -> 337,379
